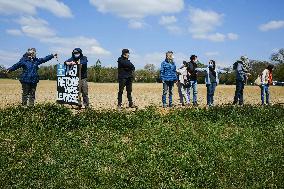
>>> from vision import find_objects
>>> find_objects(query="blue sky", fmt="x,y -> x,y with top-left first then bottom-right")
0,0 -> 284,69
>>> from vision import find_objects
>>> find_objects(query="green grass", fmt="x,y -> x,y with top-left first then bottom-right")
0,104 -> 283,188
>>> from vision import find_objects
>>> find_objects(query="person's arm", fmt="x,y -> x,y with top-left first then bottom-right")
37,54 -> 56,65
7,60 -> 23,72
160,62 -> 165,82
196,68 -> 206,72
217,69 -> 229,74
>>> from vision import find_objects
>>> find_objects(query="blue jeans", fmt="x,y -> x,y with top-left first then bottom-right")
206,83 -> 217,106
188,80 -> 198,104
234,80 -> 245,105
261,84 -> 270,105
162,81 -> 175,106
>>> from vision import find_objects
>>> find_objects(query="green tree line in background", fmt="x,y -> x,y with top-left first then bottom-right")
1,49 -> 284,84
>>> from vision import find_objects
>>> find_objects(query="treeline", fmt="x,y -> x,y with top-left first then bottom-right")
1,49 -> 284,84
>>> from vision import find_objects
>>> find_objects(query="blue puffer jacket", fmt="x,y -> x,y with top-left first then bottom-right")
160,59 -> 177,81
8,54 -> 54,84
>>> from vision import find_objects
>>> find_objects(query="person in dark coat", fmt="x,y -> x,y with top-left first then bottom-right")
117,49 -> 135,109
65,48 -> 89,108
7,48 -> 57,106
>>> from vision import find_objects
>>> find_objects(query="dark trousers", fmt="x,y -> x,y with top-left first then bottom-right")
21,82 -> 37,106
206,83 -> 217,106
81,78 -> 89,107
118,78 -> 133,106
233,80 -> 245,105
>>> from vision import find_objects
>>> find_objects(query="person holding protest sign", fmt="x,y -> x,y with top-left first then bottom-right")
7,48 -> 57,106
117,49 -> 136,109
65,48 -> 89,108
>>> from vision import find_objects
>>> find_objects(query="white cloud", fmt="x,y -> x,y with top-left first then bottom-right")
193,33 -> 226,42
42,36 -> 111,57
128,19 -> 146,29
16,16 -> 56,38
188,7 -> 223,34
159,16 -> 177,25
259,20 -> 284,31
89,0 -> 184,19
164,25 -> 183,35
0,50 -> 21,67
227,33 -> 239,40
205,51 -> 220,57
6,29 -> 23,36
6,16 -> 111,57
188,7 -> 238,42
0,0 -> 73,18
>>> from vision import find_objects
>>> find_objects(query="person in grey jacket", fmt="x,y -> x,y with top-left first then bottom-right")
233,56 -> 251,105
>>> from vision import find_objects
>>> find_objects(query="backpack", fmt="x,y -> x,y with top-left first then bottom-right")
254,74 -> 262,86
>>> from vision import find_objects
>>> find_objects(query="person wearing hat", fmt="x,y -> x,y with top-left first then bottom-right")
7,48 -> 57,106
160,51 -> 177,108
117,49 -> 135,109
65,48 -> 89,108
233,56 -> 251,105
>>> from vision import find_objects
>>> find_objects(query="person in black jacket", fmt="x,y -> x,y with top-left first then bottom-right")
117,49 -> 135,109
65,48 -> 89,108
187,55 -> 199,106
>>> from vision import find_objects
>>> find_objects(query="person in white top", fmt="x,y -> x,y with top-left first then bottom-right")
176,61 -> 190,106
261,64 -> 274,105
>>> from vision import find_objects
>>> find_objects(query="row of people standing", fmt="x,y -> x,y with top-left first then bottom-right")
7,48 -> 274,107
160,51 -> 227,107
160,51 -> 274,107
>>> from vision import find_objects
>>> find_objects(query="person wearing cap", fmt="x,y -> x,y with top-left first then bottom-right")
187,55 -> 201,106
7,48 -> 57,106
117,49 -> 135,109
160,51 -> 177,108
65,48 -> 89,108
233,56 -> 251,105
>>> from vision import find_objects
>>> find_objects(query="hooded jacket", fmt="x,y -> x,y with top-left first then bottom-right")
233,61 -> 248,82
65,48 -> 88,79
8,53 -> 54,84
117,56 -> 135,79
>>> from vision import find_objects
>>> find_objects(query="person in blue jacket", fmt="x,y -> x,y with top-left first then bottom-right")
199,60 -> 227,106
160,51 -> 177,108
7,48 -> 57,106
65,48 -> 89,108
117,49 -> 135,109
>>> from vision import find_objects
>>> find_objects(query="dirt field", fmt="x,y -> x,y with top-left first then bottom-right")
0,79 -> 284,109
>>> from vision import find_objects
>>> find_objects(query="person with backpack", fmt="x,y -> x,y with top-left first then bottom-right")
233,56 -> 251,105
160,51 -> 177,108
177,61 -> 190,106
260,65 -> 274,105
65,48 -> 89,108
7,48 -> 57,106
117,49 -> 136,109
199,60 -> 227,107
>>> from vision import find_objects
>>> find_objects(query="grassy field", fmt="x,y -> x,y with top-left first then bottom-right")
0,104 -> 283,188
0,79 -> 284,108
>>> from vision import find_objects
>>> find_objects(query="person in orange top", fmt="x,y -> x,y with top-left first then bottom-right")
261,64 -> 274,105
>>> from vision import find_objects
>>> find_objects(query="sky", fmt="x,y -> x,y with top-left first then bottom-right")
0,0 -> 284,69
